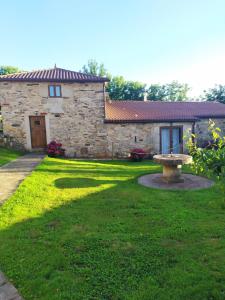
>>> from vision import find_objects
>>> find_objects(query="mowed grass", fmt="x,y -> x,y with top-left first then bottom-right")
0,147 -> 23,166
0,158 -> 225,300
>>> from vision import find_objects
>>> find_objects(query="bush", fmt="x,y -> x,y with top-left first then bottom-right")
47,141 -> 65,157
197,138 -> 224,150
186,120 -> 225,179
186,120 -> 225,205
129,148 -> 146,162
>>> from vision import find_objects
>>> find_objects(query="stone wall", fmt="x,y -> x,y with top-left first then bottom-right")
0,81 -> 108,157
105,122 -> 193,158
195,118 -> 225,145
1,81 -> 224,158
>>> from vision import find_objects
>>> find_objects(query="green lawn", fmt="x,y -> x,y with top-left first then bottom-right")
0,158 -> 224,300
0,147 -> 23,166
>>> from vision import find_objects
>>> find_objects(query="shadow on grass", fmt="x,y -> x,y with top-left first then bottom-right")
55,177 -> 120,189
0,159 -> 223,300
0,173 -> 177,300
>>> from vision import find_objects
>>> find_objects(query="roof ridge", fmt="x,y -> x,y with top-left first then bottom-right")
0,67 -> 109,79
53,67 -> 103,78
0,67 -> 110,82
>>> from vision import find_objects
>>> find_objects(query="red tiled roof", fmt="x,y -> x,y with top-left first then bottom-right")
105,101 -> 225,122
0,67 -> 109,83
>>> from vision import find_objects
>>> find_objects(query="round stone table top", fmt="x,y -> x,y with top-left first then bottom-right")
153,154 -> 192,166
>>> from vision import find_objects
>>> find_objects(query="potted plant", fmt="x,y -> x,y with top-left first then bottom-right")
47,141 -> 65,157
129,148 -> 146,162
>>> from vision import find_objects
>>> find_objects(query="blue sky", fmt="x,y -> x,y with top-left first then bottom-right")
1,0 -> 225,97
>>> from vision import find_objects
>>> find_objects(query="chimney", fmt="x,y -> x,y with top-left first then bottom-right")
143,92 -> 148,102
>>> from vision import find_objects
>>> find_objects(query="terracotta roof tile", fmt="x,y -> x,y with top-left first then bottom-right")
105,101 -> 225,122
0,67 -> 109,83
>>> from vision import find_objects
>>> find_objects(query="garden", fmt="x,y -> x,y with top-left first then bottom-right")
0,122 -> 224,299
0,156 -> 224,299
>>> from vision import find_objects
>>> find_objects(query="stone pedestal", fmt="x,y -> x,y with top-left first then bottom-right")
162,164 -> 183,183
153,154 -> 192,184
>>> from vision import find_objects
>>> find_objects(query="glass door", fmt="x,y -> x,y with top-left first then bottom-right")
161,128 -> 170,154
160,126 -> 182,154
172,128 -> 180,154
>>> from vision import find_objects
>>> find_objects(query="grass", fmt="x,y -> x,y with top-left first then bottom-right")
0,158 -> 224,300
0,147 -> 23,166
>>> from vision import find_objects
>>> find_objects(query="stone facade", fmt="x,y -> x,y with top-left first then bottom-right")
105,118 -> 225,157
195,118 -> 225,145
0,81 -> 108,157
0,81 -> 224,158
105,122 -> 193,158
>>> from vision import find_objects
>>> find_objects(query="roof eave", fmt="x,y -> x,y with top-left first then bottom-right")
0,78 -> 109,83
104,118 -> 199,124
196,115 -> 225,119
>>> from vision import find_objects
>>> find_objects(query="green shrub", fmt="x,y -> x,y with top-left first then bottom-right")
186,120 -> 225,180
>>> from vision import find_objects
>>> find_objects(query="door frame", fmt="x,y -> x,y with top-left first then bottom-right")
160,125 -> 183,154
29,115 -> 47,149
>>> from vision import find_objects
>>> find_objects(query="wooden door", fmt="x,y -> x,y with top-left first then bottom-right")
29,116 -> 47,148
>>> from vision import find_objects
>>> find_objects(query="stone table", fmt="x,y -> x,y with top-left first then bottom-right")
153,154 -> 192,183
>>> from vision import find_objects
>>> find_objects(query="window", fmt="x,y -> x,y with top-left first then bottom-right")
48,85 -> 62,97
34,120 -> 41,126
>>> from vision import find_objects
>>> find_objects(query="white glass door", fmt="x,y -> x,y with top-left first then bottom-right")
161,128 -> 170,154
161,127 -> 182,154
172,128 -> 180,154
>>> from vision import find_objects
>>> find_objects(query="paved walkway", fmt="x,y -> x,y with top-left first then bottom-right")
138,173 -> 214,190
0,153 -> 44,300
0,153 -> 45,204
0,272 -> 23,300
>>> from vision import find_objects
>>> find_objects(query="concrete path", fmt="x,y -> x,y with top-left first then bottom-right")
0,153 -> 44,300
0,153 -> 45,204
0,272 -> 23,300
138,173 -> 214,190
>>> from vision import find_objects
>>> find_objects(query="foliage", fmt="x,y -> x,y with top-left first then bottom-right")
80,59 -> 110,78
106,76 -> 125,99
129,148 -> 146,161
186,120 -> 225,180
107,76 -> 146,100
147,83 -> 167,101
0,158 -> 224,299
81,60 -> 190,101
202,84 -> 225,104
147,81 -> 190,101
186,120 -> 225,199
47,141 -> 65,157
0,65 -> 20,75
0,147 -> 23,166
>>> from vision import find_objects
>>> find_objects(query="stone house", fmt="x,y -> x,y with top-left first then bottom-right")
0,67 -> 225,158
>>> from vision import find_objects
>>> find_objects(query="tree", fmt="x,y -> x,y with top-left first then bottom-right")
81,60 -> 146,100
80,59 -> 110,78
147,81 -> 190,101
203,85 -> 225,104
147,84 -> 167,101
81,60 -> 189,101
106,76 -> 125,100
122,80 -> 146,100
107,76 -> 146,100
0,66 -> 20,75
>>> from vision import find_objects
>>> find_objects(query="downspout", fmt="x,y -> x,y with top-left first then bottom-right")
103,82 -> 106,120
